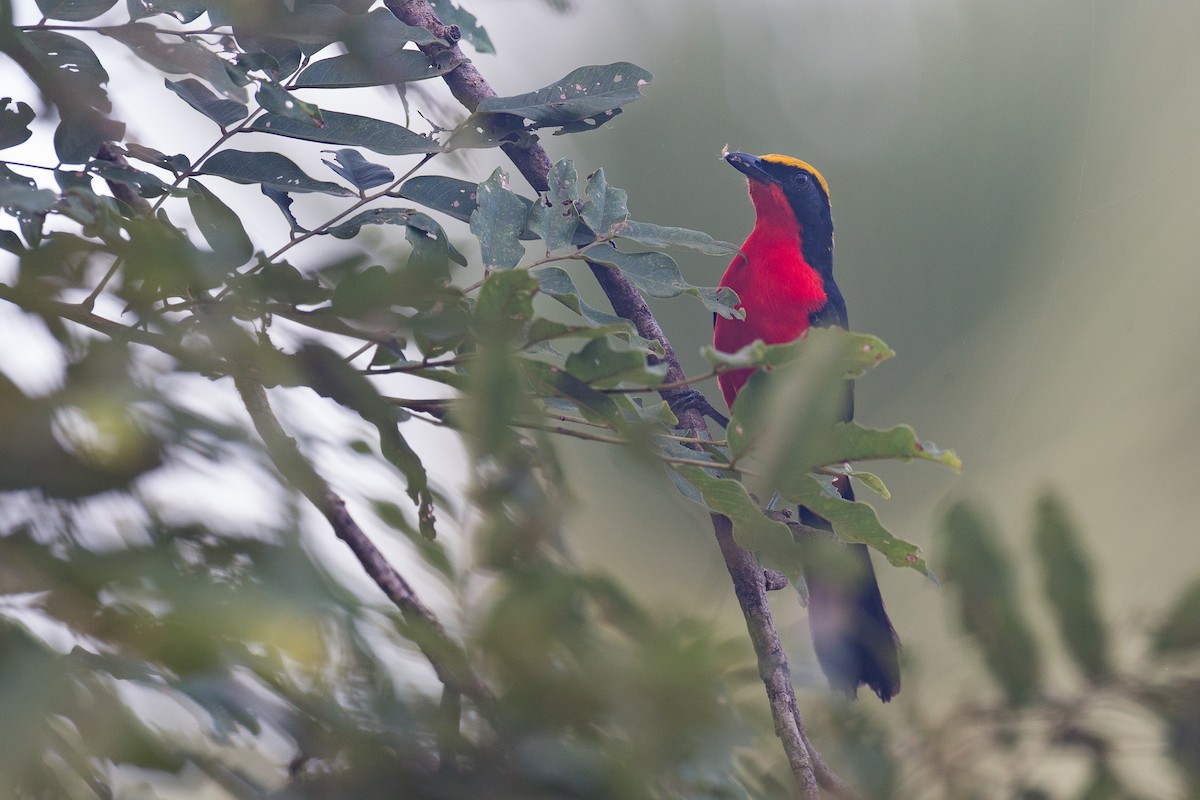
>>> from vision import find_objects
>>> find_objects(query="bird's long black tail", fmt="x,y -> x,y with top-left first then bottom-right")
797,485 -> 901,702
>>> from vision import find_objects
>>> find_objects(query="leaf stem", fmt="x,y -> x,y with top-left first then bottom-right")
264,152 -> 437,262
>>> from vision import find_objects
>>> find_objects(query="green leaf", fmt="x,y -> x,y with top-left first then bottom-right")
102,23 -> 246,101
255,81 -> 323,127
939,502 -> 1043,706
232,37 -> 302,81
35,0 -> 117,21
788,474 -> 927,574
324,207 -> 418,239
0,98 -> 35,150
243,260 -> 328,306
811,422 -> 962,472
699,340 -> 767,370
616,220 -> 740,256
1154,578 -> 1200,655
165,78 -> 248,129
587,248 -> 740,317
522,360 -> 623,425
405,210 -> 466,268
824,464 -> 891,499
563,337 -> 666,389
186,179 -> 254,268
398,175 -> 540,242
672,465 -> 808,580
199,149 -> 354,196
532,266 -> 617,326
53,107 -> 124,165
0,230 -> 24,254
371,500 -> 454,577
22,29 -> 112,113
346,7 -> 448,49
0,165 -> 58,213
578,167 -> 628,235
474,269 -> 538,337
260,186 -> 306,232
428,0 -> 494,54
527,158 -> 581,252
1032,493 -> 1111,681
444,112 -> 535,150
293,49 -> 458,88
321,149 -> 394,192
249,110 -> 440,156
88,159 -> 177,199
477,62 -> 652,129
470,168 -> 529,270
123,142 -> 190,175
294,343 -> 434,533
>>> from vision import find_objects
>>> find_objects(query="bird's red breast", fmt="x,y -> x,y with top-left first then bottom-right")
714,179 -> 828,408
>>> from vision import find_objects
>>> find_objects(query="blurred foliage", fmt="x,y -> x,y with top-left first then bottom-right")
2,0 -> 1192,798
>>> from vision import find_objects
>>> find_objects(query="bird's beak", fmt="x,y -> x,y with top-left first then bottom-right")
724,151 -> 774,185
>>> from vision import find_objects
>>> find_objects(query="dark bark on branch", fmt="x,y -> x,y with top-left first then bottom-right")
383,3 -> 855,796
381,0 -> 554,193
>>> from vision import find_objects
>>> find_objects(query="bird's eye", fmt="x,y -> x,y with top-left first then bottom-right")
791,172 -> 811,188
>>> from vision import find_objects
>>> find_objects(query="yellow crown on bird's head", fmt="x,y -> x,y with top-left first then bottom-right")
760,154 -> 830,199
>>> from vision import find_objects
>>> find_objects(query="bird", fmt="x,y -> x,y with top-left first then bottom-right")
714,151 -> 901,701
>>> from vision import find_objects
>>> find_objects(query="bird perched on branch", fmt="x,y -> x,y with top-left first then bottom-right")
714,151 -> 901,701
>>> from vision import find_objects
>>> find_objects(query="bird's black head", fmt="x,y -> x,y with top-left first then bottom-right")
724,151 -> 835,276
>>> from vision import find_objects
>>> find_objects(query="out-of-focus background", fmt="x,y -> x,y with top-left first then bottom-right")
471,0 -> 1200,699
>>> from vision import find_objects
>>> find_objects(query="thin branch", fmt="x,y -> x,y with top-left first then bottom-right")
232,373 -> 497,722
265,152 -> 436,263
384,5 -> 847,795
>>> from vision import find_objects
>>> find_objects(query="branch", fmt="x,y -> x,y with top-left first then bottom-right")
383,4 -> 850,795
381,0 -> 554,192
231,374 -> 496,720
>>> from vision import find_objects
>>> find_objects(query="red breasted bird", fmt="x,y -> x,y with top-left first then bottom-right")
714,152 -> 901,701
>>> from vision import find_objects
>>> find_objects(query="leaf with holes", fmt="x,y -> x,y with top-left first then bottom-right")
22,30 -> 111,113
470,169 -> 528,269
578,168 -> 628,235
527,159 -> 581,252
477,62 -> 652,129
255,82 -> 323,128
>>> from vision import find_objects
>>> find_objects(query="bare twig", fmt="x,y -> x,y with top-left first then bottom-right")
383,3 -> 851,795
